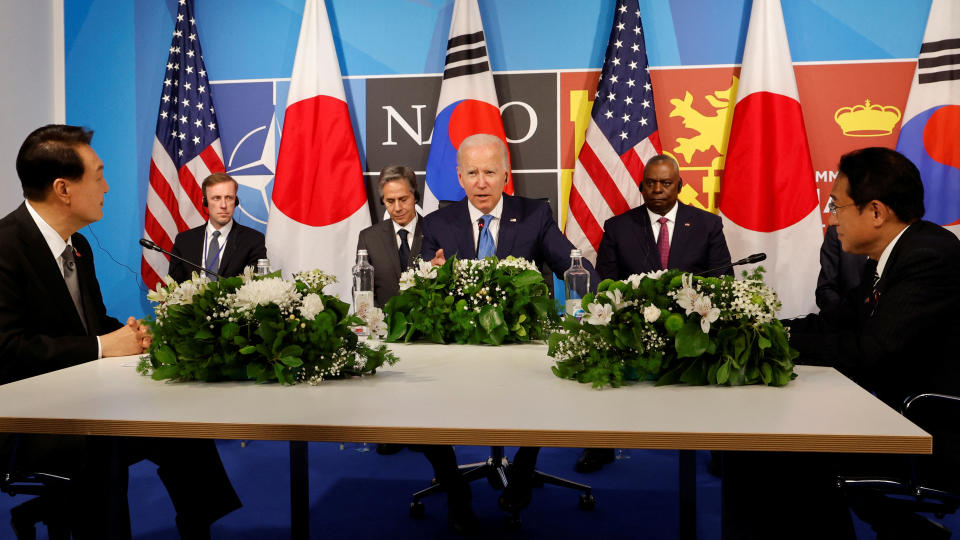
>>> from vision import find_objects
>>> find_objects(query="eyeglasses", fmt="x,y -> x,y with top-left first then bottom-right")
827,200 -> 855,216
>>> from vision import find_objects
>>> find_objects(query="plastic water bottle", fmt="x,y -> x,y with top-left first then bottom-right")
564,249 -> 589,320
352,250 -> 375,332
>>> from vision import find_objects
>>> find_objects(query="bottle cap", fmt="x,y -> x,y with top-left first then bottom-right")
570,249 -> 582,257
357,249 -> 368,256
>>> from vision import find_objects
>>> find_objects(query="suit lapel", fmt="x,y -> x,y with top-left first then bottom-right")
377,219 -> 403,276
669,203 -> 693,268
219,224 -> 239,273
453,201 -> 476,259
14,205 -> 87,335
410,219 -> 424,267
633,206 -> 661,270
496,195 -> 517,258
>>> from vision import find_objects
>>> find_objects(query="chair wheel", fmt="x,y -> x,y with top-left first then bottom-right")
579,493 -> 596,510
504,513 -> 522,530
409,500 -> 425,518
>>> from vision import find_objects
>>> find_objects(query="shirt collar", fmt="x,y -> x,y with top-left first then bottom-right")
25,200 -> 71,261
466,196 -> 504,224
647,201 -> 679,226
876,223 -> 910,279
206,219 -> 233,239
392,214 -> 418,235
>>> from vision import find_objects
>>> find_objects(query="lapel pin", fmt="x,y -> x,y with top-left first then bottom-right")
509,218 -> 517,222
684,222 -> 691,227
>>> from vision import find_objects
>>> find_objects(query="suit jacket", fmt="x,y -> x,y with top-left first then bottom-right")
357,218 -> 423,307
421,194 -> 599,285
595,203 -> 732,280
815,224 -> 869,311
0,203 -> 122,385
788,220 -> 960,408
168,221 -> 267,282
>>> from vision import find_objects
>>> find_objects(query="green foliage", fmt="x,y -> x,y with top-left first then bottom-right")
139,270 -> 398,385
384,256 -> 560,345
549,269 -> 798,389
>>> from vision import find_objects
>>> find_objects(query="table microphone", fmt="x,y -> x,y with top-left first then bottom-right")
139,238 -> 221,279
700,253 -> 767,277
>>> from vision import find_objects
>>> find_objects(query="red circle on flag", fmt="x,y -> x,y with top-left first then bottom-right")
272,95 -> 366,226
719,92 -> 818,232
924,105 -> 960,170
448,100 -> 507,148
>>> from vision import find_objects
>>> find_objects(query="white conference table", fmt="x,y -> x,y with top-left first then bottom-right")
0,342 -> 930,538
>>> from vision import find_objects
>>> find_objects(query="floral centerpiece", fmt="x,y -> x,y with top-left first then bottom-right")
384,255 -> 560,345
549,268 -> 797,389
139,268 -> 398,385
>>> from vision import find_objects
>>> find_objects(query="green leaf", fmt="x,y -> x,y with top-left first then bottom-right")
154,345 -> 177,366
716,359 -> 731,384
675,319 -> 708,358
511,269 -> 542,288
280,356 -> 303,368
152,365 -> 180,380
194,328 -> 214,340
239,345 -> 257,355
221,322 -> 239,340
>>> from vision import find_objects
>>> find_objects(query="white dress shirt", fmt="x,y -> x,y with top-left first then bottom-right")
466,197 -> 504,251
646,202 -> 679,245
392,214 -> 419,250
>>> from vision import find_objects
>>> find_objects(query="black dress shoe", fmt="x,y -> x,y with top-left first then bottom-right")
375,443 -> 404,455
448,502 -> 482,535
574,448 -> 615,473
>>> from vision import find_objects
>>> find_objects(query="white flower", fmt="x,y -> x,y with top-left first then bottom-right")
241,265 -> 255,282
625,274 -> 644,289
398,269 -> 416,291
299,293 -> 325,319
415,260 -> 437,279
640,269 -> 666,280
603,288 -> 632,311
362,307 -> 388,337
643,304 -> 661,323
675,273 -> 699,315
583,303 -> 613,326
230,277 -> 301,314
692,295 -> 721,333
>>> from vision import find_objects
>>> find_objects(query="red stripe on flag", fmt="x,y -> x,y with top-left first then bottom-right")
177,165 -> 208,220
649,130 -> 663,154
144,209 -> 174,252
578,142 -> 630,216
149,160 -> 190,233
620,148 -> 644,188
568,185 -> 604,250
198,145 -> 225,174
140,256 -> 163,292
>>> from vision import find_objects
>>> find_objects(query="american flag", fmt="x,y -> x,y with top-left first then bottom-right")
565,0 -> 661,265
141,0 -> 224,290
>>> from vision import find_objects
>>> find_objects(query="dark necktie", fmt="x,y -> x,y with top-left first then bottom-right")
205,230 -> 221,279
477,215 -> 495,259
656,216 -> 670,270
61,245 -> 87,332
398,229 -> 410,270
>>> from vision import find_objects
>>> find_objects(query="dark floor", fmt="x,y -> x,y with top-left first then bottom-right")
0,441 -> 954,539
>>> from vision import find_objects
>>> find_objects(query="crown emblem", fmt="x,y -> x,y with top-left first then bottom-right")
834,99 -> 902,137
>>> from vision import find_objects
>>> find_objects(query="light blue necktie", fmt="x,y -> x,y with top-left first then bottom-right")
477,214 -> 495,259
205,230 -> 221,279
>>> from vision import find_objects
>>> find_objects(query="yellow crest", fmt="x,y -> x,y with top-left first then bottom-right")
833,99 -> 902,137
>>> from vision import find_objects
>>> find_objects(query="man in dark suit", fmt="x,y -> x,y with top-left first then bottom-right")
0,125 -> 241,539
596,154 -> 732,281
814,224 -> 868,311
357,165 -> 423,308
723,147 -> 960,539
580,154 -> 733,473
168,172 -> 266,282
419,133 -> 597,534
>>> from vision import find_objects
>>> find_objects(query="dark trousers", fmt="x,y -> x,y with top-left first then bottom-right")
2,434 -> 241,539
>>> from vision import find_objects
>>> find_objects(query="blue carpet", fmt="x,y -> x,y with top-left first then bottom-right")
0,441 -> 956,538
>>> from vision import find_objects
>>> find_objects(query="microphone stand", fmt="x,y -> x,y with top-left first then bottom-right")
139,238 -> 221,280
700,253 -> 767,277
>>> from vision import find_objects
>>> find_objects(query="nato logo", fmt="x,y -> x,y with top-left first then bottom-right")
212,80 -> 291,234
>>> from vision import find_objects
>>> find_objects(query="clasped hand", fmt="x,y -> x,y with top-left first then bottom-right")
101,316 -> 152,357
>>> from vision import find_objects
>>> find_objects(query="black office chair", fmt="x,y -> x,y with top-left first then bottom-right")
1,435 -> 72,540
409,445 -> 595,528
838,393 -> 960,534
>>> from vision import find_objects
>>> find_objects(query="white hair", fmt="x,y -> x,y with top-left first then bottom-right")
456,133 -> 509,171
